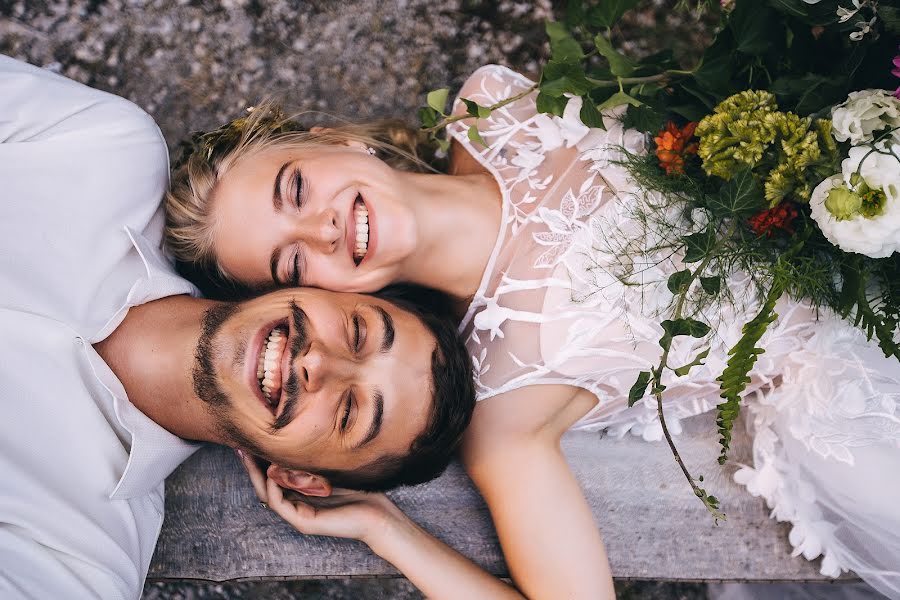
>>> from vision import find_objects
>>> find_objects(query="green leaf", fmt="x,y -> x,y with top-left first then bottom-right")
770,73 -> 845,116
597,90 -> 642,111
622,104 -> 664,132
767,0 -> 808,19
536,92 -> 569,116
467,125 -> 489,148
706,168 -> 765,219
462,99 -> 491,119
418,106 -> 439,129
434,137 -> 451,153
593,33 -> 636,78
586,0 -> 639,28
700,275 -> 721,295
659,318 -> 711,352
546,21 -> 584,61
667,269 -> 693,295
426,88 -> 450,115
579,98 -> 604,128
540,58 -> 595,97
682,227 -> 717,263
880,6 -> 900,34
693,31 -> 735,96
728,0 -> 774,56
628,371 -> 652,407
673,348 -> 710,377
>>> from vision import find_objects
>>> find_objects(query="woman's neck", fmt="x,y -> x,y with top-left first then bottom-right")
402,169 -> 501,302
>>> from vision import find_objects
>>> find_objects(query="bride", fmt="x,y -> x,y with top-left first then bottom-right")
165,65 -> 900,599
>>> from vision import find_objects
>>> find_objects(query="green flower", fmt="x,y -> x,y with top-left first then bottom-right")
823,184 -> 862,221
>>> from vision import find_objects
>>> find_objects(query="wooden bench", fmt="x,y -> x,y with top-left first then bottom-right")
149,413 -> 850,583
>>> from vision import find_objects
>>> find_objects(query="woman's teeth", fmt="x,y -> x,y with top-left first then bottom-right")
257,326 -> 287,404
354,196 -> 369,264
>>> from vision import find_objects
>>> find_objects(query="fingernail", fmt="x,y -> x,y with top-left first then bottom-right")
235,448 -> 246,461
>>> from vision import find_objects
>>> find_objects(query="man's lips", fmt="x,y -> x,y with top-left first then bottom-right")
247,317 -> 289,415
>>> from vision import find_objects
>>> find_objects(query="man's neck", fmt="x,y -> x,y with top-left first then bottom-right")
93,295 -> 222,443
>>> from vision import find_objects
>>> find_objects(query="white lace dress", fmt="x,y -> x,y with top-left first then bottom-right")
447,65 -> 900,599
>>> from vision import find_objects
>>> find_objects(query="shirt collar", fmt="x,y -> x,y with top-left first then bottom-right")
93,227 -> 203,500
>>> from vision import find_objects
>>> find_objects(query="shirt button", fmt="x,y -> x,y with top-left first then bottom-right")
74,337 -> 84,347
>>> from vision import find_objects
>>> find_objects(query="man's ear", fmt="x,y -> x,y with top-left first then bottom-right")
266,464 -> 333,497
309,126 -> 368,152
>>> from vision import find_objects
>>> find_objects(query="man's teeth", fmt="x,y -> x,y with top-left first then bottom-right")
354,197 -> 369,262
257,326 -> 287,402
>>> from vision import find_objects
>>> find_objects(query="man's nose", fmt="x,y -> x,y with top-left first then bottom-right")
290,208 -> 341,253
297,342 -> 355,392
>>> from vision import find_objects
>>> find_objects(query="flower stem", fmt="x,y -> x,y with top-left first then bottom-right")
422,84 -> 539,133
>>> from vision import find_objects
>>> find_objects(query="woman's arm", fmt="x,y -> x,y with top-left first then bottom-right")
238,451 -> 525,600
460,385 -> 616,600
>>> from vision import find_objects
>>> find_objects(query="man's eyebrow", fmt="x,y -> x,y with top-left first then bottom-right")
372,305 -> 395,353
355,391 -> 384,449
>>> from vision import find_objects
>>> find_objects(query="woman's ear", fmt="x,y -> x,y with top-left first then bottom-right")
267,464 -> 333,497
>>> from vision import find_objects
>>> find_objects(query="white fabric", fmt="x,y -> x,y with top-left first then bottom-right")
0,55 -> 200,599
449,65 -> 900,598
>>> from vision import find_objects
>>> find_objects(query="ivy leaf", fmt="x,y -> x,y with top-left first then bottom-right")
729,0 -> 775,57
673,348 -> 710,377
586,0 -> 639,28
693,31 -> 735,96
767,0 -> 808,19
434,137 -> 451,153
579,98 -> 604,128
418,106 -> 439,129
540,58 -> 595,97
462,99 -> 492,119
700,275 -> 721,295
667,269 -> 693,295
426,88 -> 450,115
623,104 -> 664,132
594,33 -> 636,78
659,318 -> 711,352
546,21 -> 584,61
879,6 -> 900,34
706,168 -> 764,219
682,226 -> 717,263
467,125 -> 489,148
628,371 -> 652,407
536,92 -> 569,116
598,90 -> 642,111
771,73 -> 845,116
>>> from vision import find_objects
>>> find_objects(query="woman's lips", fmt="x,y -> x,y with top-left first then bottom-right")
358,195 -> 376,267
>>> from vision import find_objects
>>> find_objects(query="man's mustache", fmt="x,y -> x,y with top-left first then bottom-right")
271,300 -> 309,431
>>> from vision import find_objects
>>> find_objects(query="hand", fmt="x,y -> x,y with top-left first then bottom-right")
234,449 -> 405,547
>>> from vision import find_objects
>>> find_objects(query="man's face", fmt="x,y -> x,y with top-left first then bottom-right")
193,288 -> 435,472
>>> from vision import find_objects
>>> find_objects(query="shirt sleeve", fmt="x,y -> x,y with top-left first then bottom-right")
0,56 -> 173,338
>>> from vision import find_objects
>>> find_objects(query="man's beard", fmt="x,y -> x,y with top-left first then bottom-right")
192,302 -> 269,459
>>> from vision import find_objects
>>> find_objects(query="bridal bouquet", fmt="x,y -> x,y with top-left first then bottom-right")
420,0 -> 900,518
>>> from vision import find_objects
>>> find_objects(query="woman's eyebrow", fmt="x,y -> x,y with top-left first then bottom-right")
273,161 -> 291,211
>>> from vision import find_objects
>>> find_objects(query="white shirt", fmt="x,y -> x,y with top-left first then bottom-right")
0,55 -> 200,599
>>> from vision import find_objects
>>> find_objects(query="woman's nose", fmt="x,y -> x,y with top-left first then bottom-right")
290,208 -> 341,253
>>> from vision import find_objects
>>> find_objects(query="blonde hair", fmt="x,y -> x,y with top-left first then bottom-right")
164,100 -> 439,295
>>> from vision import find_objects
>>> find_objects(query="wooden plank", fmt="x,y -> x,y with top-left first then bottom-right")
149,414 -> 847,582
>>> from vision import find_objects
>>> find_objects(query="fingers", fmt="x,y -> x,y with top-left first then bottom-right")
235,449 -> 268,503
266,476 -> 319,534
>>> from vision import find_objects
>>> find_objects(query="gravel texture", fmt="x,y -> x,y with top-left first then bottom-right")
2,1 -> 716,598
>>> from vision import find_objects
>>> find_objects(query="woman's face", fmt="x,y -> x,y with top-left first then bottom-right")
212,144 -> 419,293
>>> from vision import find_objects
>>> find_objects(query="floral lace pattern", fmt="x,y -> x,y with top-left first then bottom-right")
448,65 -> 900,592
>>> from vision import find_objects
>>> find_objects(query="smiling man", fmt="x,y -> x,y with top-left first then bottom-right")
0,55 -> 474,599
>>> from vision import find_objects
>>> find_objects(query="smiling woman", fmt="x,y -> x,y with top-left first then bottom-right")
165,104 -> 442,298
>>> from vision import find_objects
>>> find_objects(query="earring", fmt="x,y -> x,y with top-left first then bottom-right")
366,147 -> 376,156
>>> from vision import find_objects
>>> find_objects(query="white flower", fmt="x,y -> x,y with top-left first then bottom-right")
831,89 -> 900,145
809,146 -> 900,258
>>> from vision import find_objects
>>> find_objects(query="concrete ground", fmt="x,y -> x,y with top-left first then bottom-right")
3,1 -> 716,598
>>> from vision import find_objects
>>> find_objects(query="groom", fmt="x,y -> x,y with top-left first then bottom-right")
0,55 -> 474,599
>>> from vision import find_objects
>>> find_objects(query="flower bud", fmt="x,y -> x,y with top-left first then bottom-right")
824,185 -> 862,221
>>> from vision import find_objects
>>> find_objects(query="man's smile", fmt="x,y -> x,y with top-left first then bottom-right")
248,317 -> 289,415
